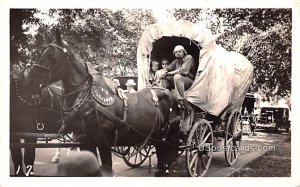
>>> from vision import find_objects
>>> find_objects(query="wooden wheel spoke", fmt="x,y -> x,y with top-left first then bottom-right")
193,157 -> 199,176
230,148 -> 235,162
200,132 -> 212,146
189,153 -> 198,169
133,152 -> 138,164
139,152 -> 143,161
203,151 -> 211,159
195,127 -> 201,145
200,124 -> 207,141
199,155 -> 207,170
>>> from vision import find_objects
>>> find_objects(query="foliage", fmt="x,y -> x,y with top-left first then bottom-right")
10,9 -> 155,76
170,8 -> 291,97
10,8 -> 291,98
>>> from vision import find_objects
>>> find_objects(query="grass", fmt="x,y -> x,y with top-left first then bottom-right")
230,138 -> 291,177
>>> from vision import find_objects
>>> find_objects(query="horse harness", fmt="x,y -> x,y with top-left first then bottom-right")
11,74 -> 62,131
58,62 -> 176,150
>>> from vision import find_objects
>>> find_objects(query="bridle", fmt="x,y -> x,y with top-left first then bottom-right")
30,42 -> 92,134
31,43 -> 69,87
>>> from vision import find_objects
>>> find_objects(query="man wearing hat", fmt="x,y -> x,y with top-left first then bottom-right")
162,45 -> 196,101
124,79 -> 137,93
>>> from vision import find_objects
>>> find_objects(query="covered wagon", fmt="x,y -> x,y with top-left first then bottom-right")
136,20 -> 254,176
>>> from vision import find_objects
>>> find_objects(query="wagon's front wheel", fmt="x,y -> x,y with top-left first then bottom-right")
122,145 -> 152,168
186,119 -> 213,177
225,110 -> 242,166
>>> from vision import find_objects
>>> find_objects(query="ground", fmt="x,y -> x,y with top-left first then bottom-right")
10,128 -> 290,177
230,136 -> 291,177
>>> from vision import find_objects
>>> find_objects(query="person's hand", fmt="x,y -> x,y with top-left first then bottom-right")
162,71 -> 168,78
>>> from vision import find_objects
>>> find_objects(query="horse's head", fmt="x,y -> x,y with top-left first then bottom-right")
27,29 -> 70,94
10,64 -> 32,89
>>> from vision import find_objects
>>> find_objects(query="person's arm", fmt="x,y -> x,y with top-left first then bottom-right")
167,55 -> 194,76
165,60 -> 176,71
166,68 -> 181,76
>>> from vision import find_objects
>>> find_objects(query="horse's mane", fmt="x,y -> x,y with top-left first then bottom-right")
63,41 -> 84,64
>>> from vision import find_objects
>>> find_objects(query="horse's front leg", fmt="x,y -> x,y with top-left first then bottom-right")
23,138 -> 37,176
98,142 -> 112,168
10,138 -> 25,176
83,108 -> 113,169
154,143 -> 172,177
79,135 -> 98,157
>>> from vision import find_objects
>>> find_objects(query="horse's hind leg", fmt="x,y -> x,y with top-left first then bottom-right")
23,138 -> 36,176
10,138 -> 25,176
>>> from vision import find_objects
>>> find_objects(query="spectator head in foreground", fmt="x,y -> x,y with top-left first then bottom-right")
55,151 -> 102,177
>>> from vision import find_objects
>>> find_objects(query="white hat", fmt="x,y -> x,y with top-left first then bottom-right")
173,45 -> 187,55
125,79 -> 136,86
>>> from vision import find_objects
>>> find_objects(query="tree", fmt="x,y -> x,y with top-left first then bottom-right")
170,8 -> 291,97
10,9 -> 37,65
13,9 -> 156,76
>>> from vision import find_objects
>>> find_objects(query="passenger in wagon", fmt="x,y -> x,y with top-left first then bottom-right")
149,60 -> 160,84
161,58 -> 170,69
152,58 -> 170,87
161,45 -> 196,101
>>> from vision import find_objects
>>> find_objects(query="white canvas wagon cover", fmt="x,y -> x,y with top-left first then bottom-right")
137,20 -> 254,116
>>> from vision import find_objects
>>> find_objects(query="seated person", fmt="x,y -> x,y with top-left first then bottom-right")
148,60 -> 160,84
161,58 -> 170,69
152,58 -> 170,87
161,45 -> 196,100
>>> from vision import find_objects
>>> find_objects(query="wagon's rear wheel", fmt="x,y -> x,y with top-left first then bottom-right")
186,119 -> 213,177
225,110 -> 242,166
122,145 -> 152,168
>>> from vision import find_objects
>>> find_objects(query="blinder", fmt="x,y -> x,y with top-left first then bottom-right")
31,43 -> 69,87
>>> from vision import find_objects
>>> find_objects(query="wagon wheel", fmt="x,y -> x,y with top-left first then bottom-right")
225,110 -> 242,166
122,145 -> 152,168
186,119 -> 213,177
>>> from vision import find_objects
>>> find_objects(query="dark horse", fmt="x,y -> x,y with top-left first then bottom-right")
27,29 -> 181,176
10,66 -> 90,176
10,66 -> 64,176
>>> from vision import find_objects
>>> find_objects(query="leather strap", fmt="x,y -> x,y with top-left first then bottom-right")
93,100 -> 148,138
